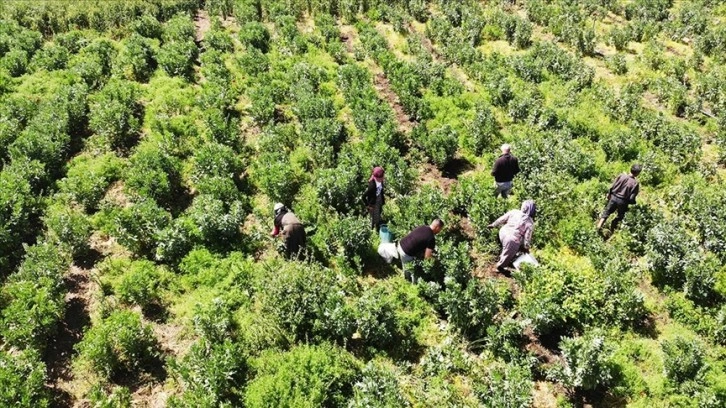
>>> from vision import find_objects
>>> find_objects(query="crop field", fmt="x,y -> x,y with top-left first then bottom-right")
0,0 -> 725,406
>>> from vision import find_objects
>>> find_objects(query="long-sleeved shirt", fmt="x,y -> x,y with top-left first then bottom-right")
491,153 -> 521,183
271,211 -> 302,236
361,179 -> 385,207
608,173 -> 639,204
490,210 -> 534,249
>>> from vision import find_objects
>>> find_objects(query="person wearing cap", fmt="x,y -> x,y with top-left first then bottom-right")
597,164 -> 642,231
271,203 -> 306,259
362,166 -> 386,232
491,144 -> 521,198
397,219 -> 444,282
488,200 -> 536,273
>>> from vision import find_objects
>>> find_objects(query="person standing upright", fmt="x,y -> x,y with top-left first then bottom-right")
492,144 -> 521,198
362,166 -> 385,232
597,164 -> 642,231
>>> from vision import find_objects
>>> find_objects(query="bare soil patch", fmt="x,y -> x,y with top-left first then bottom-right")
372,72 -> 416,133
46,265 -> 93,408
194,9 -> 212,43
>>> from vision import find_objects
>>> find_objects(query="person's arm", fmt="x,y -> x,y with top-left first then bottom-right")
629,183 -> 639,204
488,211 -> 511,228
362,181 -> 374,207
491,158 -> 500,177
522,222 -> 534,251
271,225 -> 280,237
424,247 -> 434,259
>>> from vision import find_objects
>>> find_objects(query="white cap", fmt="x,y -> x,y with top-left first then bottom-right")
273,203 -> 284,212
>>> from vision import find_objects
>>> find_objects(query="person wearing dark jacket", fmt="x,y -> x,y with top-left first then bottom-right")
597,164 -> 642,231
491,144 -> 520,198
362,166 -> 385,232
271,203 -> 306,259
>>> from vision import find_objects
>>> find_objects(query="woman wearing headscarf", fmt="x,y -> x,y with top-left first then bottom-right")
362,166 -> 385,232
271,203 -> 306,259
488,200 -> 536,273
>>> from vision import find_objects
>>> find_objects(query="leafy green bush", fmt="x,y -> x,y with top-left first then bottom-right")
131,14 -> 163,39
89,79 -> 143,150
115,34 -> 157,82
0,349 -> 49,407
114,260 -> 164,309
350,361 -> 410,407
75,310 -> 160,381
256,261 -> 354,343
43,200 -> 92,257
440,276 -> 511,341
0,165 -> 41,270
87,385 -> 132,408
1,279 -> 64,352
185,194 -> 246,250
125,143 -> 183,207
169,339 -> 246,407
239,22 -> 270,53
251,151 -> 302,203
647,220 -> 698,289
96,197 -> 171,257
244,344 -> 360,408
464,103 -> 500,156
549,330 -> 615,391
474,362 -> 533,408
28,43 -> 69,72
661,336 -> 706,386
58,152 -> 125,212
353,279 -> 429,356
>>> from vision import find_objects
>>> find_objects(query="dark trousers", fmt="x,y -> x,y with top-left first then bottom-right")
600,198 -> 629,230
283,224 -> 306,259
369,198 -> 383,232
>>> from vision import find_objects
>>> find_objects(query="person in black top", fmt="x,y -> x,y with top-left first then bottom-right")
491,144 -> 521,198
597,164 -> 642,231
397,219 -> 444,282
362,166 -> 385,232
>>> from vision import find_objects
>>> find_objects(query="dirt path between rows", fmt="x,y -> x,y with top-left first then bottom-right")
194,9 -> 212,43
46,264 -> 94,408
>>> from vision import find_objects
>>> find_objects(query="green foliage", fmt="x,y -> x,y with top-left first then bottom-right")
414,124 -> 458,169
256,261 -> 353,343
114,260 -> 164,309
661,336 -> 706,386
28,43 -> 69,72
474,362 -> 534,408
115,34 -> 157,82
464,103 -> 499,156
169,339 -> 246,407
0,349 -> 49,408
158,14 -> 197,80
1,279 -> 64,351
244,343 -> 360,408
239,22 -> 270,53
251,151 -> 302,203
647,219 -> 698,289
350,361 -> 410,407
87,385 -> 132,408
96,197 -> 171,257
43,200 -> 92,257
549,330 -> 615,391
75,310 -> 160,381
89,79 -> 143,150
125,143 -> 183,207
58,152 -> 125,212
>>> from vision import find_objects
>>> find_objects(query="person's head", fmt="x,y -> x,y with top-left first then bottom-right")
630,163 -> 642,177
371,166 -> 385,182
520,200 -> 536,219
430,218 -> 444,234
273,202 -> 286,216
500,143 -> 511,154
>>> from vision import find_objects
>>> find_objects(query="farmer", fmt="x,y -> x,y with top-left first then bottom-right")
491,143 -> 521,198
596,164 -> 641,231
270,203 -> 306,259
488,200 -> 536,273
362,166 -> 385,232
397,219 -> 444,282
